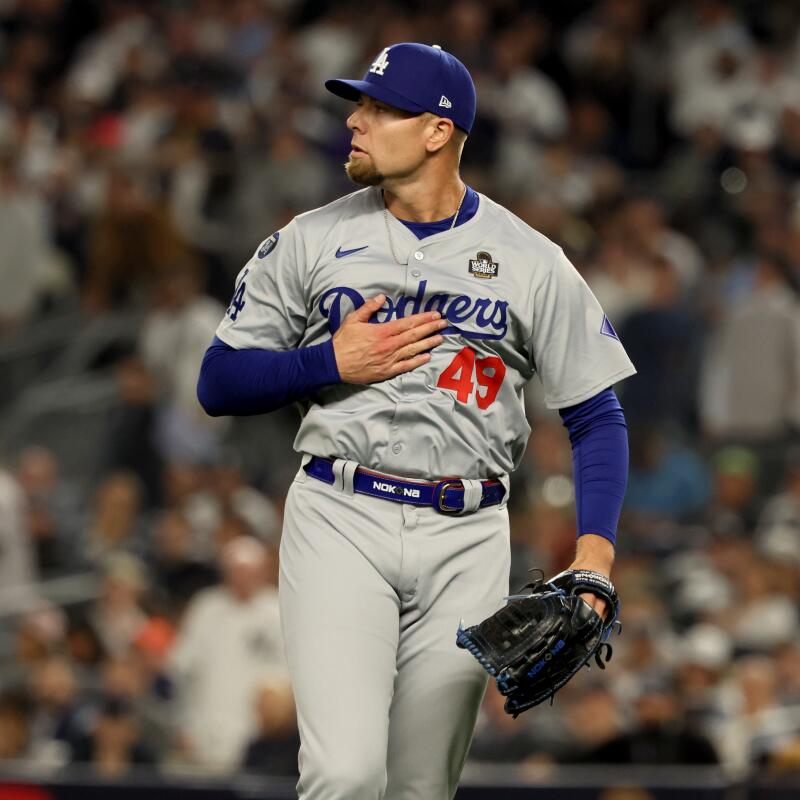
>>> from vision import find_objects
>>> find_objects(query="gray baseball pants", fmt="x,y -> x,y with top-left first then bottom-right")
279,456 -> 510,800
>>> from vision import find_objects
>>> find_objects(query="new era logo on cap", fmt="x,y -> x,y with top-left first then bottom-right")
325,42 -> 477,133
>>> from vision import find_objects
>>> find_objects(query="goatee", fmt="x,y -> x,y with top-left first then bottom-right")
344,157 -> 384,186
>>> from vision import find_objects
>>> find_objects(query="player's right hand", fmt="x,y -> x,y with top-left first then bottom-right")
332,294 -> 448,384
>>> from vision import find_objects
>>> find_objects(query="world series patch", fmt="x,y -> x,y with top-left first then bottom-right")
468,251 -> 499,279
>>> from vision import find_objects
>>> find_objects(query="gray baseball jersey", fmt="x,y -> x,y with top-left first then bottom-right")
215,186 -> 636,480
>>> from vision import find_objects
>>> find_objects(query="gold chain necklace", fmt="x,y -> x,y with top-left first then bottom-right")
383,186 -> 467,266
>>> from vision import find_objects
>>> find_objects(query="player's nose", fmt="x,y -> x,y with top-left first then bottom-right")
347,104 -> 364,132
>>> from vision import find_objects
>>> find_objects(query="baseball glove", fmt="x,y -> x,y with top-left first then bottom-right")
456,568 -> 620,717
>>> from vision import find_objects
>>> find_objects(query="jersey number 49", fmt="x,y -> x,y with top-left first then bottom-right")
436,346 -> 506,410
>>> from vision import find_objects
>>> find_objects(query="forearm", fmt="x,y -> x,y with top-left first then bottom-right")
571,421 -> 628,544
197,336 -> 341,416
559,388 -> 629,551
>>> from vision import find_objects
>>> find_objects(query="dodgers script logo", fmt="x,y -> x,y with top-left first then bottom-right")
319,280 -> 509,340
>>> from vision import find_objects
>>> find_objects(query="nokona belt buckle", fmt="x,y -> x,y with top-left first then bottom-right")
435,480 -> 463,514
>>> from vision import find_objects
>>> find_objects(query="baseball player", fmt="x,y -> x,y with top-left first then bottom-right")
198,43 -> 635,799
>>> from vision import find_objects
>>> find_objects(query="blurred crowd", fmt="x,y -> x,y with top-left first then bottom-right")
0,0 -> 799,783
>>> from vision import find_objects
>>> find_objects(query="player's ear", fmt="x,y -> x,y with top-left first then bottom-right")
425,116 -> 455,154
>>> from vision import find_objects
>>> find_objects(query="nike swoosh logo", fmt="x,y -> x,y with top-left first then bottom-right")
335,245 -> 369,259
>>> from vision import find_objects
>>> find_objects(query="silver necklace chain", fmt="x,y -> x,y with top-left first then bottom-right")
383,186 -> 467,266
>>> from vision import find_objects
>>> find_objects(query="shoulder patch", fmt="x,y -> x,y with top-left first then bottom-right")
257,231 -> 280,259
600,315 -> 619,340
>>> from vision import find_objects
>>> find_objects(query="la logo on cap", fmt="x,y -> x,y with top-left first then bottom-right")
369,47 -> 390,76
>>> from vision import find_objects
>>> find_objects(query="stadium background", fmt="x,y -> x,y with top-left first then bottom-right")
0,0 -> 799,797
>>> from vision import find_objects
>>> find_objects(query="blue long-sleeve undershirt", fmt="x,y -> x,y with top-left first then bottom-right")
558,388 -> 628,545
196,336 -> 341,416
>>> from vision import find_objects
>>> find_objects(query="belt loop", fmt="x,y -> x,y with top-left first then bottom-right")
332,458 -> 357,496
497,474 -> 510,509
458,479 -> 483,515
341,460 -> 358,495
295,453 -> 313,483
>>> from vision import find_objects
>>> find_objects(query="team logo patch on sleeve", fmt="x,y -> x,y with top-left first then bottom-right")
468,251 -> 499,279
600,315 -> 620,340
257,231 -> 280,259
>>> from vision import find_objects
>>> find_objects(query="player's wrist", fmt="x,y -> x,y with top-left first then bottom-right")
330,337 -> 348,382
570,533 -> 615,577
317,338 -> 343,384
330,335 -> 361,384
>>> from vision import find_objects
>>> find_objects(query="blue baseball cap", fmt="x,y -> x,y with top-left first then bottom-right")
325,43 -> 476,134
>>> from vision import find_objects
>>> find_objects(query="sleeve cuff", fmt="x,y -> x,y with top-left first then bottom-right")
302,338 -> 341,385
